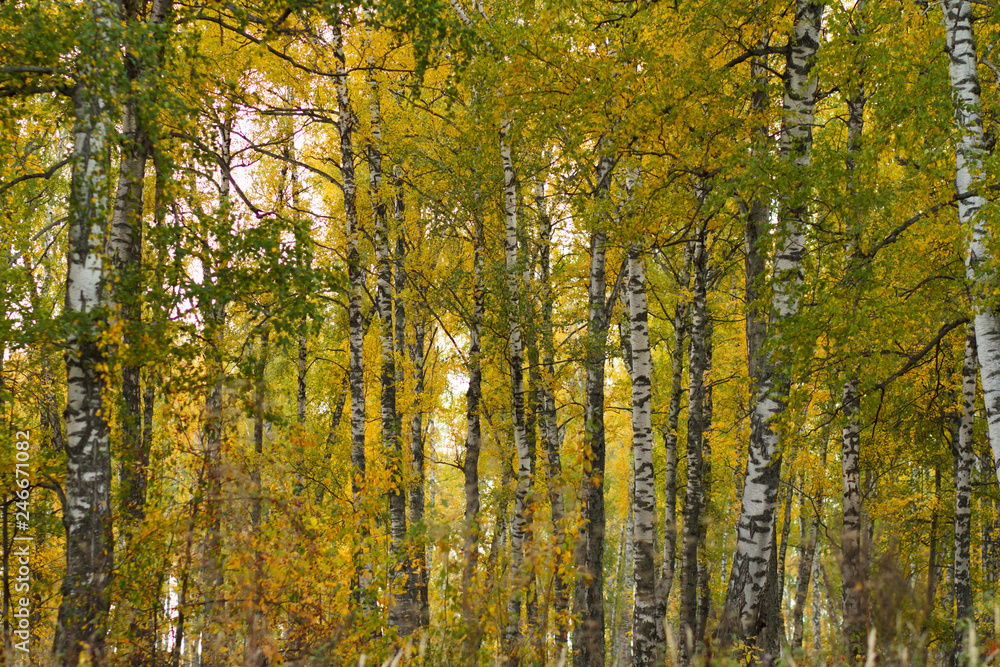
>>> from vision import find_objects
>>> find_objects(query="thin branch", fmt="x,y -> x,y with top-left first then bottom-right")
724,45 -> 790,69
873,318 -> 970,391
865,184 -> 1000,259
0,156 -> 71,196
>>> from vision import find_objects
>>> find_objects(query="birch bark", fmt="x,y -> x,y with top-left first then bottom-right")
573,154 -> 614,667
198,117 -> 233,667
696,317 -> 714,646
54,4 -> 119,663
462,212 -> 486,662
367,67 -> 412,635
629,238 -> 658,667
953,328 -> 977,664
110,0 -> 172,533
718,1 -> 822,649
333,16 -> 369,605
500,121 -> 532,664
397,169 -> 429,630
681,227 -> 710,662
660,243 -> 693,633
941,0 -> 1000,492
792,434 -> 826,650
246,328 -> 270,667
536,179 -> 569,649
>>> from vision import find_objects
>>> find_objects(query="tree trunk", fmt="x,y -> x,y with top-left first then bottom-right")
523,216 -> 541,662
292,133 -> 307,430
397,170 -> 428,631
462,212 -> 486,662
111,0 -> 173,534
573,153 -> 614,667
792,430 -> 826,651
697,317 -> 714,646
839,8 -> 870,650
681,226 -> 710,662
717,1 -> 822,651
200,118 -> 233,667
763,469 -> 795,655
500,120 -> 532,664
409,319 -> 429,630
983,441 -> 1000,589
246,328 -> 270,667
537,178 -> 569,651
333,16 -> 368,605
53,3 -> 118,663
941,0 -> 1000,493
368,69 -> 411,635
629,237 -> 658,667
953,328 -> 977,665
717,44 -> 769,658
660,242 -> 693,632
841,374 -> 867,659
925,466 -> 940,642
812,551 -> 822,652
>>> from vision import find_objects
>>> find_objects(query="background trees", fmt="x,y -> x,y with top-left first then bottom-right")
1,0 -> 1000,665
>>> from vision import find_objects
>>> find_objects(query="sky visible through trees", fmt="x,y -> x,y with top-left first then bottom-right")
1,0 -> 1000,666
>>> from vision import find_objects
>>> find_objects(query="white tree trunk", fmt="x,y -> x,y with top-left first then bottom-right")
333,16 -> 369,605
574,154 -> 614,667
54,3 -> 118,663
718,0 -> 822,649
629,236 -> 658,667
500,120 -> 532,664
941,0 -> 1000,492
953,328 -> 977,663
659,242 -> 692,634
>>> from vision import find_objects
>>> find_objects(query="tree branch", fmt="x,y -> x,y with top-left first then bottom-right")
874,318 -> 970,390
0,156 -> 71,196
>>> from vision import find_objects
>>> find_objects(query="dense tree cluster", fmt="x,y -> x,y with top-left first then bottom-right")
1,0 -> 1000,665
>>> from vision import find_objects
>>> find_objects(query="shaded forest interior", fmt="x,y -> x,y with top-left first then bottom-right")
3,0 -> 1000,665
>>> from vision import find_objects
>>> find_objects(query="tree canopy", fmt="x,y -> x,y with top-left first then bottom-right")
1,0 -> 1000,666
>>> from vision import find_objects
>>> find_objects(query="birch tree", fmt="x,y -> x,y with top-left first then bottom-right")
681,220 -> 710,662
111,0 -> 172,532
367,62 -> 412,635
574,153 -> 614,667
536,176 -> 569,650
840,6 -> 869,656
627,182 -> 658,667
333,14 -> 368,605
941,0 -> 1000,494
53,1 -> 119,662
718,0 -> 822,650
462,210 -> 486,662
953,328 -> 977,664
660,242 -> 693,629
500,120 -> 533,663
